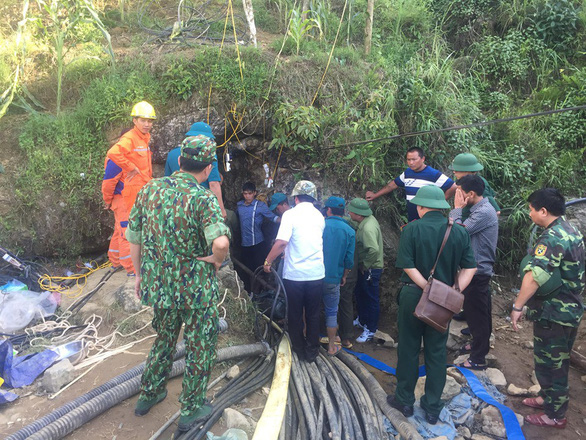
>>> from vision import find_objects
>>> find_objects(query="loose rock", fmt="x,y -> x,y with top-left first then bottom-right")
483,368 -> 507,387
40,359 -> 75,393
507,384 -> 529,396
415,375 -> 461,401
223,408 -> 251,431
114,278 -> 142,313
523,341 -> 534,349
374,330 -> 396,346
457,426 -> 471,439
480,406 -> 523,438
226,365 -> 240,380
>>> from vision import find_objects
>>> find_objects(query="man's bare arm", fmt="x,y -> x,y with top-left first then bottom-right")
366,180 -> 398,201
209,181 -> 227,218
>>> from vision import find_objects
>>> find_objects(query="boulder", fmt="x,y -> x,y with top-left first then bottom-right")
40,359 -> 75,393
507,384 -> 529,396
457,426 -> 471,439
480,406 -> 523,438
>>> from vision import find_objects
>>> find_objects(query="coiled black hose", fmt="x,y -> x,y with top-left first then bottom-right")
8,342 -> 270,440
6,341 -> 187,440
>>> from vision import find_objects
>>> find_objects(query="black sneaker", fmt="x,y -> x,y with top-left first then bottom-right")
386,395 -> 414,417
452,311 -> 466,321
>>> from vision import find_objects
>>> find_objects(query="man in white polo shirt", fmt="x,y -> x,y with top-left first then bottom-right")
263,180 -> 325,362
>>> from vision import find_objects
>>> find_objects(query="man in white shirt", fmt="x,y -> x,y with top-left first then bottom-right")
263,180 -> 325,362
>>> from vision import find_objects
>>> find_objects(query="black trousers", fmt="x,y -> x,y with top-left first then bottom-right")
241,242 -> 266,290
462,274 -> 492,364
284,278 -> 323,362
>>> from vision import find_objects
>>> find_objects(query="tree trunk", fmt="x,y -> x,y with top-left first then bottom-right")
242,0 -> 257,47
365,0 -> 374,55
301,0 -> 310,21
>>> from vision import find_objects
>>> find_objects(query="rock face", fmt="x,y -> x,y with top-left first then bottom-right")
40,359 -> 75,393
479,406 -> 523,438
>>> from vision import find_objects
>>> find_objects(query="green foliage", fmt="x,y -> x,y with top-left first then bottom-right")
269,102 -> 321,151
287,8 -> 322,55
33,0 -> 114,113
531,0 -> 580,49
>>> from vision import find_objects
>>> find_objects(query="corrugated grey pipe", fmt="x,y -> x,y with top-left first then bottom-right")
6,341 -> 187,440
9,342 -> 271,440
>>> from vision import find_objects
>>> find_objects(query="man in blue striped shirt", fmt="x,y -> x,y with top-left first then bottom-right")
366,147 -> 456,221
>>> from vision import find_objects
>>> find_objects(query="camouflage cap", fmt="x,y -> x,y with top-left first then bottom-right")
290,180 -> 317,199
180,135 -> 216,163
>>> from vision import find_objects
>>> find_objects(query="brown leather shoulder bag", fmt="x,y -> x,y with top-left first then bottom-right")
413,218 -> 464,333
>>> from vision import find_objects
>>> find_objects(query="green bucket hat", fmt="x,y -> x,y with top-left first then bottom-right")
347,198 -> 372,217
181,135 -> 216,163
449,153 -> 484,172
410,185 -> 450,209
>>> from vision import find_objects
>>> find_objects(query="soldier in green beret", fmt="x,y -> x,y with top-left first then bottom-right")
126,134 -> 231,432
511,188 -> 585,429
387,185 -> 476,425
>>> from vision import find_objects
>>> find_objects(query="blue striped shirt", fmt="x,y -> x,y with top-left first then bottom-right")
394,165 -> 454,221
237,199 -> 278,247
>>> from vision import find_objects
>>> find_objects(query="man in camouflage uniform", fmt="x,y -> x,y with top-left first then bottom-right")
511,188 -> 585,429
126,135 -> 231,431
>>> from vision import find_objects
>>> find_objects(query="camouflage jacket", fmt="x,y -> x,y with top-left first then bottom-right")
524,216 -> 585,326
126,171 -> 231,309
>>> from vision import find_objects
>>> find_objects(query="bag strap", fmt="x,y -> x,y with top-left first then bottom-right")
429,218 -> 457,287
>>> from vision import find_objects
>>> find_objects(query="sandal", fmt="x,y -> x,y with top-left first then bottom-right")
327,345 -> 342,357
342,341 -> 353,349
525,413 -> 567,429
522,397 -> 544,409
456,360 -> 487,370
319,336 -> 342,345
459,343 -> 472,354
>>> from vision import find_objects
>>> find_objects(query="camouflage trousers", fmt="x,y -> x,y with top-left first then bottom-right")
533,319 -> 578,419
138,306 -> 219,417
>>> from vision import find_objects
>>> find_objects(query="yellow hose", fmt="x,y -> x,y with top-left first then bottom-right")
251,335 -> 292,440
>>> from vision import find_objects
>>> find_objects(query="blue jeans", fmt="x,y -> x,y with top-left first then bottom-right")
355,268 -> 382,332
322,283 -> 340,328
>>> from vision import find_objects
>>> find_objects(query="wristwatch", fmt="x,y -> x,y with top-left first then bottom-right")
264,259 -> 272,267
512,304 -> 524,312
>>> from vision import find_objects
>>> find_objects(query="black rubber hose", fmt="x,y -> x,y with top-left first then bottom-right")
288,375 -> 307,440
5,341 -> 187,440
305,361 -> 341,440
181,355 -> 276,440
10,343 -> 270,440
290,354 -> 317,438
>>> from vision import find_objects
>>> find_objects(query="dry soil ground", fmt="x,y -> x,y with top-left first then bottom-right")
2,269 -> 586,439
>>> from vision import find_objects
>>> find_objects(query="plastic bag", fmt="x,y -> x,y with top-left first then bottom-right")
206,429 -> 248,440
0,290 -> 58,333
0,279 -> 27,292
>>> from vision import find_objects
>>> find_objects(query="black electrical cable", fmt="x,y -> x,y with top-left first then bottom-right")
320,104 -> 586,150
179,354 -> 276,440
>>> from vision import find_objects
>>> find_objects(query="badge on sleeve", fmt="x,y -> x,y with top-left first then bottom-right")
535,244 -> 547,256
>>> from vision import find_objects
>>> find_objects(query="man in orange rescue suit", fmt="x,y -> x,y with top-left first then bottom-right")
102,130 -> 132,273
106,101 -> 156,274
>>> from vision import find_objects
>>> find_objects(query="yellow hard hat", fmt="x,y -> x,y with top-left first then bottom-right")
131,101 -> 156,119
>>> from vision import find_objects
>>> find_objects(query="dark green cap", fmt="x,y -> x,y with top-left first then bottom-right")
410,185 -> 450,209
449,153 -> 484,172
181,135 -> 216,163
347,198 -> 372,217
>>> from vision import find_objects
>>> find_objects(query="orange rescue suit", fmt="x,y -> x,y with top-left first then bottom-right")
106,127 -> 152,212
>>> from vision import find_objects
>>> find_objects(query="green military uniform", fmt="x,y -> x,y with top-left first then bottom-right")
395,210 -> 476,417
126,135 -> 230,418
355,215 -> 384,270
522,216 -> 585,419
